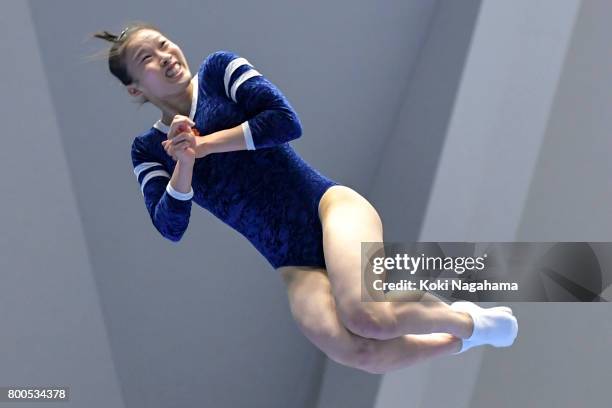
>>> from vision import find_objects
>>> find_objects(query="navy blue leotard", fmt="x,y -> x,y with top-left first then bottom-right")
131,50 -> 340,269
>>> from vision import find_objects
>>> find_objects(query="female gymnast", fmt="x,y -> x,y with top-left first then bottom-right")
94,23 -> 518,374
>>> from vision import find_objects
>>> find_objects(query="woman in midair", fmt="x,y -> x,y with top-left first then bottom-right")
94,22 -> 518,374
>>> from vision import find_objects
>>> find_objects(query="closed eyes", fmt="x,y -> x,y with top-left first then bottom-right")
138,40 -> 169,64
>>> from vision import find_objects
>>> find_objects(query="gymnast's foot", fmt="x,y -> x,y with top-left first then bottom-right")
450,301 -> 518,354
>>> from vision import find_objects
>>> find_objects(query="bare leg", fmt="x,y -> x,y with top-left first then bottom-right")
319,186 -> 475,340
279,266 -> 462,374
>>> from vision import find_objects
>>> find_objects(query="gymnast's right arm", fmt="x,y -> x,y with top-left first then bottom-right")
131,137 -> 193,242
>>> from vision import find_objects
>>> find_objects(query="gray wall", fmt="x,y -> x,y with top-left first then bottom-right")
517,0 -> 612,240
419,0 -> 579,241
374,0 -> 612,407
369,0 -> 483,241
0,1 -> 125,407
486,0 -> 612,405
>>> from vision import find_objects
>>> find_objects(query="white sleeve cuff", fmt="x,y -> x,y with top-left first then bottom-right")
166,183 -> 194,201
241,121 -> 256,150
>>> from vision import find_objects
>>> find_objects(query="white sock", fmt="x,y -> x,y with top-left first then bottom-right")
450,301 -> 518,354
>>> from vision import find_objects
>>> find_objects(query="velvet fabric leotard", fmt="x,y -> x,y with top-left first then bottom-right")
131,50 -> 340,269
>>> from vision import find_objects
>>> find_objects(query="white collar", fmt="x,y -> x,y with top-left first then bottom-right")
153,73 -> 199,134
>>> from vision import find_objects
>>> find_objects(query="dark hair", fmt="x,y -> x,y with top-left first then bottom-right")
92,21 -> 161,86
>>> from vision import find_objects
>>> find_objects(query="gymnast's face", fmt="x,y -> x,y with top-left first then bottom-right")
124,29 -> 192,101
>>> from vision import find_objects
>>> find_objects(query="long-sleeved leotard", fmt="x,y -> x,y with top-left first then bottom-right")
131,50 -> 340,269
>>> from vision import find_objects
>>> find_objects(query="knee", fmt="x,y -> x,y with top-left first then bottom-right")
339,303 -> 398,340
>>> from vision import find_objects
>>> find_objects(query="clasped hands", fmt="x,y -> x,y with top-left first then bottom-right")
161,115 -> 208,164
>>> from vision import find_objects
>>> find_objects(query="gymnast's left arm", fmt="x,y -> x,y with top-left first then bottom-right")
195,50 -> 303,157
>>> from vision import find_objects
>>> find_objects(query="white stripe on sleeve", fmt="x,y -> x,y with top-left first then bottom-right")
224,57 -> 253,98
230,69 -> 262,103
134,161 -> 165,178
140,169 -> 171,194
